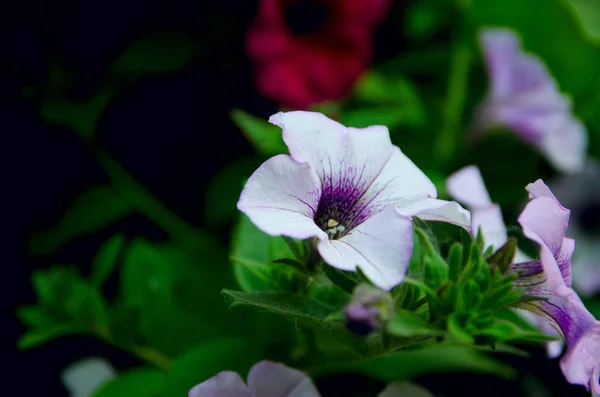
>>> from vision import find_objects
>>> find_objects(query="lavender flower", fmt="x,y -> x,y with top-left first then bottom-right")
473,28 -> 587,173
189,361 -> 319,397
238,111 -> 470,290
189,360 -> 433,397
448,167 -> 599,393
344,284 -> 392,336
547,159 -> 600,296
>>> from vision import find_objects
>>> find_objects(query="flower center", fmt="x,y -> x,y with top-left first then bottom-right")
578,200 -> 600,236
284,0 -> 331,36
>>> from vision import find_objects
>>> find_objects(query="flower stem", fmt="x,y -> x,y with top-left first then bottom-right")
435,30 -> 472,167
92,325 -> 173,369
94,148 -> 207,251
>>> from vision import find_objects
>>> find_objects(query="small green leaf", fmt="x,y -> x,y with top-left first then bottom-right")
111,33 -> 199,73
40,88 -> 117,140
29,186 -> 133,255
16,306 -> 52,327
17,324 -> 74,350
273,258 -> 308,274
323,266 -> 360,294
448,243 -> 463,282
565,0 -> 600,43
91,234 -> 127,287
387,311 -> 438,337
92,368 -> 165,397
163,339 -> 261,397
487,238 -> 518,274
230,109 -> 287,155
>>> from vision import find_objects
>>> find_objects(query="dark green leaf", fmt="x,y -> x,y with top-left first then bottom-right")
487,238 -> 517,274
565,0 -> 600,42
230,109 -> 287,155
387,311 -> 438,337
29,186 -> 132,255
111,33 -> 199,74
92,368 -> 165,397
17,324 -> 74,350
16,306 -> 52,327
92,234 -> 127,287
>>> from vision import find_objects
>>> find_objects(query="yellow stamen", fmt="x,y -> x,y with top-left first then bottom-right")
327,219 -> 339,228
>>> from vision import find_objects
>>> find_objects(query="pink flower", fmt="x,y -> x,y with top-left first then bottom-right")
246,0 -> 390,109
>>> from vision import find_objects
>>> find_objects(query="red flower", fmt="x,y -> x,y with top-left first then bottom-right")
246,0 -> 390,109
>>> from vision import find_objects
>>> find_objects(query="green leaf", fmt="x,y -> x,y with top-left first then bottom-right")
163,338 -> 261,397
487,238 -> 517,274
29,186 -> 133,255
17,324 -> 74,350
230,214 -> 300,292
40,88 -> 118,140
119,238 -> 240,356
91,234 -> 127,287
387,311 -> 439,337
16,306 -> 52,327
314,343 -> 516,381
92,368 -> 165,397
230,109 -> 287,156
204,158 -> 261,228
110,33 -> 199,73
223,290 -> 336,328
566,0 -> 600,42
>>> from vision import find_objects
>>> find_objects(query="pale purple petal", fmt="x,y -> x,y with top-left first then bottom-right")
317,206 -> 413,290
377,382 -> 433,397
526,179 -> 559,200
572,237 -> 600,297
397,198 -> 471,229
61,357 -> 116,397
446,165 -> 493,208
476,28 -> 588,174
237,155 -> 326,240
479,28 -> 520,99
560,321 -> 600,392
247,361 -> 320,397
539,115 -> 588,173
270,111 -> 394,188
189,372 -> 250,397
517,195 -> 572,291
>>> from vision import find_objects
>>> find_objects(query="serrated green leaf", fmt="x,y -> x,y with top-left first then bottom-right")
230,109 -> 287,155
92,234 -> 127,287
92,368 -> 165,397
28,186 -> 132,255
487,238 -> 517,274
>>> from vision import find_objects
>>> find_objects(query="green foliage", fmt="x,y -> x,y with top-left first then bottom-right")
230,214 -> 306,292
230,109 -> 288,156
28,186 -> 133,255
17,266 -> 109,349
92,368 -> 165,397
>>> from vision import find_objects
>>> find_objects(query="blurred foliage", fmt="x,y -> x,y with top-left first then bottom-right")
16,0 -> 600,395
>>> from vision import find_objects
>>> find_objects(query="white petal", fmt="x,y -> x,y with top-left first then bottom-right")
247,361 -> 320,397
540,116 -> 588,174
446,165 -> 493,208
472,205 -> 508,252
270,111 -> 394,191
378,382 -> 433,397
397,198 -> 471,229
237,154 -> 326,240
61,357 -> 116,397
317,206 -> 414,290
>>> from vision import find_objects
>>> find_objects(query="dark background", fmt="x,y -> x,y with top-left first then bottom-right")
3,1 -> 588,395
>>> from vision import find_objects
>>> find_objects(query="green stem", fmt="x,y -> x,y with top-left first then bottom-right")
93,325 -> 173,369
94,148 -> 206,250
435,35 -> 472,167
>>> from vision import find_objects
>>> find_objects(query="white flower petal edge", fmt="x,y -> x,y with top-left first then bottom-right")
61,357 -> 116,397
189,372 -> 251,397
378,381 -> 433,397
247,361 -> 320,397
